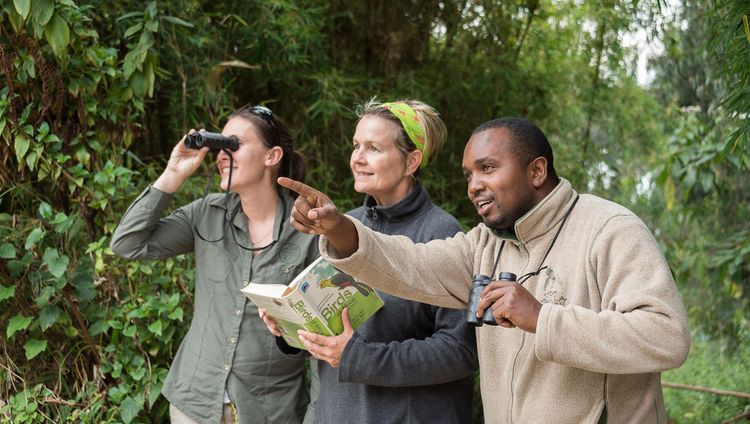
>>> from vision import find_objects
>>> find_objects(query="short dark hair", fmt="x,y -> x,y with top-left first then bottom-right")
472,117 -> 558,182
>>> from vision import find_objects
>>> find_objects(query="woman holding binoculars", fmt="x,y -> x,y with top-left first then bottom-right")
111,105 -> 318,424
263,99 -> 479,423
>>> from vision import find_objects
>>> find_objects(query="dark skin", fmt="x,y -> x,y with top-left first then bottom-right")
277,127 -> 557,333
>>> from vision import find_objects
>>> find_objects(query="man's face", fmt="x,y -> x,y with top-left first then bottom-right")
462,128 -> 536,230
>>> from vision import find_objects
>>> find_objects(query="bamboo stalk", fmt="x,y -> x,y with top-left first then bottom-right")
662,381 -> 750,399
722,409 -> 750,424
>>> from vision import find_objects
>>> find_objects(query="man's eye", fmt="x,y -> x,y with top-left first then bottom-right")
369,146 -> 379,152
482,165 -> 494,172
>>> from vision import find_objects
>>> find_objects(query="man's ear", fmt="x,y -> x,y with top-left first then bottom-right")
405,149 -> 423,176
528,156 -> 548,188
266,146 -> 284,167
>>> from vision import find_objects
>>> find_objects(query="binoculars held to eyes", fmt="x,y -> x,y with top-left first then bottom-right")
184,131 -> 239,152
466,272 -> 517,326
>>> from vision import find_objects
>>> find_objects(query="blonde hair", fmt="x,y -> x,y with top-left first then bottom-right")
356,98 -> 447,174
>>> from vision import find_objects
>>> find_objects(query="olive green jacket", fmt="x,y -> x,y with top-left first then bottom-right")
111,186 -> 318,424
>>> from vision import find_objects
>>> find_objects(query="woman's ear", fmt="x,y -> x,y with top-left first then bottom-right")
528,156 -> 548,188
266,146 -> 284,167
405,150 -> 423,176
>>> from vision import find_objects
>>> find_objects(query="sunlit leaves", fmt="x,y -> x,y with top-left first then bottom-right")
13,0 -> 31,19
24,339 -> 47,360
42,248 -> 69,278
7,315 -> 32,338
43,13 -> 70,57
0,285 -> 16,303
0,243 -> 15,259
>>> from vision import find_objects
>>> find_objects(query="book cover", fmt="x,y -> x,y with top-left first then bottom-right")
241,257 -> 384,350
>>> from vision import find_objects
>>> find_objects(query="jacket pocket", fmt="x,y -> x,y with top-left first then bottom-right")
196,243 -> 236,282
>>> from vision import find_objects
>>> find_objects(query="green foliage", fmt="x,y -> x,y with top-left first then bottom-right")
1,0 -> 748,421
664,328 -> 750,423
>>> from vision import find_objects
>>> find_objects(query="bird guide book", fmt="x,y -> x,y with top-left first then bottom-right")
241,256 -> 384,350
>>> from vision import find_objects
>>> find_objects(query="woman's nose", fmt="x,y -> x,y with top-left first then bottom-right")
351,149 -> 366,164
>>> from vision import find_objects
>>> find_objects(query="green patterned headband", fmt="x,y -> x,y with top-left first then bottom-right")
382,102 -> 429,168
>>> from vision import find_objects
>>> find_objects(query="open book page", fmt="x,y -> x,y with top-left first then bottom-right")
242,257 -> 384,350
291,258 -> 384,335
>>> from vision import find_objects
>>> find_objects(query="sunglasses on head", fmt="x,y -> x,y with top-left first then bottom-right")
243,105 -> 281,146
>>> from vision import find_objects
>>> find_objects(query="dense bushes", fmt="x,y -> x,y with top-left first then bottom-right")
1,0 -> 748,422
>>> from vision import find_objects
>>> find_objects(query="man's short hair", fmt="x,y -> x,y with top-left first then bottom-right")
472,117 -> 559,182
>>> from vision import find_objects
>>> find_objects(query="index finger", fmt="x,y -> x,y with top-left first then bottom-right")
277,177 -> 319,198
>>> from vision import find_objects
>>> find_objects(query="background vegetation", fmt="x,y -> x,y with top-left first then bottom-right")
1,0 -> 748,422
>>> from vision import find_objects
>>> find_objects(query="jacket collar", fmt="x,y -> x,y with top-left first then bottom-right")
492,178 -> 578,245
363,181 -> 431,223
208,189 -> 291,240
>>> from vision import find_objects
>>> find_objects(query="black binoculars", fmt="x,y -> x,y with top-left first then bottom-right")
466,272 -> 517,326
184,131 -> 239,152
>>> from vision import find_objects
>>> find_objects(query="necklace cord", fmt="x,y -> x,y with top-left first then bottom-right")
192,150 -> 283,252
491,195 -> 580,284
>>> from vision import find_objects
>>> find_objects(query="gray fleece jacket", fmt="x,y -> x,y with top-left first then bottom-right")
284,183 -> 479,424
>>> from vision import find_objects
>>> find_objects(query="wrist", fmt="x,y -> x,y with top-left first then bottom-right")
154,169 -> 186,193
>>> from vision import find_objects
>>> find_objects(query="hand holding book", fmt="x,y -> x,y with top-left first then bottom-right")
298,308 -> 354,368
259,308 -> 281,337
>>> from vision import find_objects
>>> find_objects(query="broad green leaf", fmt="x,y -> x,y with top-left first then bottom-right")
130,70 -> 149,98
0,285 -> 16,302
25,150 -> 37,171
24,227 -> 45,249
7,260 -> 24,278
168,307 -> 183,321
89,320 -> 109,336
35,285 -> 56,308
162,15 -> 193,27
7,314 -> 32,338
14,134 -> 30,159
44,13 -> 70,57
39,306 -> 62,331
123,22 -> 142,38
32,0 -> 55,26
13,0 -> 31,19
38,202 -> 53,220
128,366 -> 146,381
0,243 -> 15,259
72,269 -> 96,301
120,396 -> 143,424
123,325 -> 137,337
147,320 -> 162,336
24,339 -> 47,360
116,11 -> 143,21
144,19 -> 158,32
127,308 -> 147,319
42,248 -> 69,278
148,382 -> 163,407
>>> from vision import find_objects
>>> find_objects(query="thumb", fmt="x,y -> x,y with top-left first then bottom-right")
310,203 -> 338,222
341,308 -> 354,334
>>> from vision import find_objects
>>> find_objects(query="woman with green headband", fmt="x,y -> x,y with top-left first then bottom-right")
264,99 -> 479,423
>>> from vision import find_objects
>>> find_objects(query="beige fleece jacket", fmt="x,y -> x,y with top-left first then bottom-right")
320,178 -> 690,424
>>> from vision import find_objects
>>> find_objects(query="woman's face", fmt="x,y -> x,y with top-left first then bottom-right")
350,115 -> 418,206
216,117 -> 278,192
